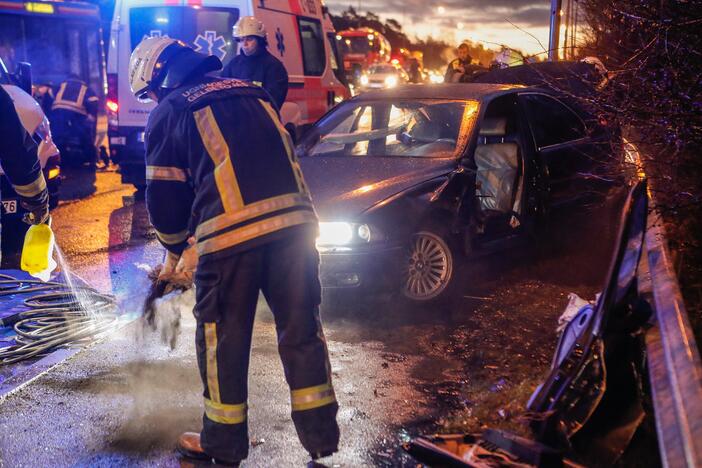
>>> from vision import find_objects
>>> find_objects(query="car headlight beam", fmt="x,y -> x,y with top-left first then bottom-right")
318,222 -> 354,246
360,75 -> 369,86
385,75 -> 398,88
317,222 -> 377,246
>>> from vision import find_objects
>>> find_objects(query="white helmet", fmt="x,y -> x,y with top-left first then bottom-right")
233,16 -> 266,39
129,36 -> 221,102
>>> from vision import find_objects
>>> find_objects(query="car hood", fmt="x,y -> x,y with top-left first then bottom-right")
299,156 -> 456,220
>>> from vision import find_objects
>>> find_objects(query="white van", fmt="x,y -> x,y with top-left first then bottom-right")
106,0 -> 348,188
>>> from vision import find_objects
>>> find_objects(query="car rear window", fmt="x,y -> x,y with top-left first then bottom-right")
301,99 -> 479,159
129,7 -> 239,64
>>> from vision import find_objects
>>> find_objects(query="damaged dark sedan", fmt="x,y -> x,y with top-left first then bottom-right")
297,83 -> 622,302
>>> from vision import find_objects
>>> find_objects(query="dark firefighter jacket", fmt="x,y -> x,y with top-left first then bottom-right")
0,86 -> 48,208
51,79 -> 99,117
221,49 -> 289,109
144,77 -> 317,262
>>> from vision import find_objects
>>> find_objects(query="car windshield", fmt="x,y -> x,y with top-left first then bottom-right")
339,36 -> 377,55
301,99 -> 479,159
369,65 -> 396,74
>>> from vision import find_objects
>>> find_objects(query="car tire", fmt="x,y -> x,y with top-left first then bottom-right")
401,226 -> 459,303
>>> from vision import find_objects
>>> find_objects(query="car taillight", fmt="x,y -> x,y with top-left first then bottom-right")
107,73 -> 118,116
106,99 -> 119,113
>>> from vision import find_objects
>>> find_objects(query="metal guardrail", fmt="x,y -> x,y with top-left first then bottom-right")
644,209 -> 702,467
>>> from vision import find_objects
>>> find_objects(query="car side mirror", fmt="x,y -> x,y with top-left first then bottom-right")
15,62 -> 32,95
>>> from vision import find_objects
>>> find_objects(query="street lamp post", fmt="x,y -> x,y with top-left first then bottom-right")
548,0 -> 562,61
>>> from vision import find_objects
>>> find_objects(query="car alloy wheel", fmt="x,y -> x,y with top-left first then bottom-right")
403,230 -> 453,301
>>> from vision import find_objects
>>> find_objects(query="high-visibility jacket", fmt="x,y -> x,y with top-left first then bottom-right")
144,77 -> 317,262
0,86 -> 48,208
51,79 -> 99,117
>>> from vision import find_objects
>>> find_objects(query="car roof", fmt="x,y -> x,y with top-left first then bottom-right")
352,83 -> 536,102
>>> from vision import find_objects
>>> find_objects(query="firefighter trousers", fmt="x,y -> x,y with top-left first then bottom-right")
193,228 -> 339,462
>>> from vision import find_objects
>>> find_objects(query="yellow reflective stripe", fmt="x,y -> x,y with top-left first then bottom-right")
193,106 -> 244,212
55,82 -> 66,102
204,398 -> 247,425
52,101 -> 88,115
75,85 -> 87,108
290,382 -> 336,412
257,99 -> 308,192
197,209 -> 317,256
155,229 -> 189,245
146,165 -> 188,182
204,323 -> 221,403
195,193 -> 313,239
13,173 -> 47,198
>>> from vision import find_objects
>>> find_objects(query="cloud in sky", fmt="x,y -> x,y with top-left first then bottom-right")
325,0 -> 552,56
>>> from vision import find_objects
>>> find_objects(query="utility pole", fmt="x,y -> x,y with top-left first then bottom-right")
548,0 -> 562,61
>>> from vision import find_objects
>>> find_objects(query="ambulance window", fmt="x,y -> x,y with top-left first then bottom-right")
130,7 -> 239,64
297,18 -> 325,76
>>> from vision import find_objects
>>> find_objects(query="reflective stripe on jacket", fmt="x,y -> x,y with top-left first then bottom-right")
145,78 -> 317,260
52,80 -> 99,117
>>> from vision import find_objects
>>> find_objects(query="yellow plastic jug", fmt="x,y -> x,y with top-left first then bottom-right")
21,222 -> 57,282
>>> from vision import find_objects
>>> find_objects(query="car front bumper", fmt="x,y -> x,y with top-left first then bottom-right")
318,243 -> 405,291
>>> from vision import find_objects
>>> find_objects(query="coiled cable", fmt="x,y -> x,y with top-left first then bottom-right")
0,273 -> 120,365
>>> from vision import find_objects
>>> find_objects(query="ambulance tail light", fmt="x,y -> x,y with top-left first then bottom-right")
106,73 -> 118,126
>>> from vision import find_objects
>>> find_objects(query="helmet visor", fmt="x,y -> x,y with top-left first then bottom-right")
134,86 -> 153,103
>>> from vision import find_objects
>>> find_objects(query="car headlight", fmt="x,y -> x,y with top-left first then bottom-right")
317,222 -> 381,246
384,75 -> 398,88
360,75 -> 369,86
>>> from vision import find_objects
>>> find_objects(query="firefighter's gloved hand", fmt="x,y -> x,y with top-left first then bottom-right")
174,238 -> 197,282
158,250 -> 181,281
21,201 -> 50,225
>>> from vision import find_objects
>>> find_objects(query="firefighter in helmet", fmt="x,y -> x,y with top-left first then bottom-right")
128,37 -> 339,465
221,16 -> 289,109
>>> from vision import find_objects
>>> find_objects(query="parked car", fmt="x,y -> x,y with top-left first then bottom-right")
0,58 -> 61,263
359,64 -> 409,91
297,83 -> 623,302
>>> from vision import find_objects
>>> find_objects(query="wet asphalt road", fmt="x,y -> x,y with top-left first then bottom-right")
0,168 -> 625,467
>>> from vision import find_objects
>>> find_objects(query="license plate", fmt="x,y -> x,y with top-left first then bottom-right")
110,136 -> 126,145
2,200 -> 17,214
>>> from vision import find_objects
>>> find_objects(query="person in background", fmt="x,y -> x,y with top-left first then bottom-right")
444,43 -> 473,83
221,16 -> 289,109
51,74 -> 99,166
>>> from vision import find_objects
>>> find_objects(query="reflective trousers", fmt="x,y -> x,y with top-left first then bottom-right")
193,228 -> 339,462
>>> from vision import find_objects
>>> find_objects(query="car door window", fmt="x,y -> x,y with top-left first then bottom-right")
521,94 -> 586,149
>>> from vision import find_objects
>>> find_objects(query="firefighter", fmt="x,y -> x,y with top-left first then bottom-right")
50,74 -> 99,166
444,43 -> 473,83
0,86 -> 50,260
128,37 -> 339,465
221,16 -> 289,109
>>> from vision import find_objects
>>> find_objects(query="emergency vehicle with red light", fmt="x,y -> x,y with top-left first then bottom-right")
336,28 -> 391,83
107,0 -> 348,189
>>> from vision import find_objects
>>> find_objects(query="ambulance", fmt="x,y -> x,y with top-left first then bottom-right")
106,0 -> 348,188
